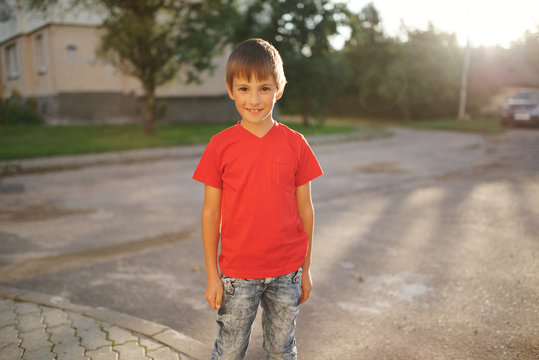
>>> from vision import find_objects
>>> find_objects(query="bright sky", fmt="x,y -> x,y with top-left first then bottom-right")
345,0 -> 539,47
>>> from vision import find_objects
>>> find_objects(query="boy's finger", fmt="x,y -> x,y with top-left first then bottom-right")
215,288 -> 223,309
207,291 -> 218,309
299,289 -> 310,304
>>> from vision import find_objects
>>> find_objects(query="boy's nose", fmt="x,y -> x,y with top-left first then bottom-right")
248,91 -> 260,104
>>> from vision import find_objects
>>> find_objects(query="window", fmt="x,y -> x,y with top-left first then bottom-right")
36,35 -> 47,74
6,43 -> 20,79
67,43 -> 77,57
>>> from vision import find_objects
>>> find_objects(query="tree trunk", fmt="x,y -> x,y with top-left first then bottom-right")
143,88 -> 156,136
300,98 -> 311,126
0,64 -> 4,106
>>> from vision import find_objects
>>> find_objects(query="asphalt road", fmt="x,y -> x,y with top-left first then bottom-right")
1,127 -> 538,359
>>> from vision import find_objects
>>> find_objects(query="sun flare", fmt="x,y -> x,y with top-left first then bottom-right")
347,0 -> 539,47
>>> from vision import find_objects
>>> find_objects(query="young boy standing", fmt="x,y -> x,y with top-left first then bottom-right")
193,38 -> 323,360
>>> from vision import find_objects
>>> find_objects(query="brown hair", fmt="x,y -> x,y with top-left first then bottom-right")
226,38 -> 286,92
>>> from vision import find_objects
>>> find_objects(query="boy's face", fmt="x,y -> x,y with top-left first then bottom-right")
226,76 -> 283,128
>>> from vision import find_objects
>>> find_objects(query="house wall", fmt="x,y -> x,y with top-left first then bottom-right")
0,1 -> 234,124
42,91 -> 139,124
49,25 -> 142,94
0,24 -> 135,97
157,95 -> 239,123
157,51 -> 230,97
35,93 -> 239,124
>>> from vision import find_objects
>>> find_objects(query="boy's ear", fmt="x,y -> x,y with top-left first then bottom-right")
225,81 -> 235,100
276,87 -> 285,100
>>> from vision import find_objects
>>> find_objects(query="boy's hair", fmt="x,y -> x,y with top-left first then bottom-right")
226,38 -> 286,92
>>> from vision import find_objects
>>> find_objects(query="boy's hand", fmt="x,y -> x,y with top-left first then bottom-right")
299,269 -> 312,304
205,276 -> 223,310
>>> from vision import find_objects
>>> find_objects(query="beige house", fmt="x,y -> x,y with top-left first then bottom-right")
0,0 -> 236,123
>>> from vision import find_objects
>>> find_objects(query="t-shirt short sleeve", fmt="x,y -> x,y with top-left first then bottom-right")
192,137 -> 223,189
295,136 -> 323,187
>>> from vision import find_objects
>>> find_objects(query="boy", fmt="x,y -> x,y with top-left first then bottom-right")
193,38 -> 323,360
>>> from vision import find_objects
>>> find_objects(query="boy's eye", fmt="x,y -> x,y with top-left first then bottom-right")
261,87 -> 271,92
238,87 -> 248,92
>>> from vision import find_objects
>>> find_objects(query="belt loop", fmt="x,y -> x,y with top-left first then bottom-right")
293,268 -> 302,283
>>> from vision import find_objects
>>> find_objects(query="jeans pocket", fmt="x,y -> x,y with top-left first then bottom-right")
221,276 -> 235,295
221,275 -> 246,295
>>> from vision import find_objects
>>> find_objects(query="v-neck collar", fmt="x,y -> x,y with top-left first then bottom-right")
236,120 -> 278,142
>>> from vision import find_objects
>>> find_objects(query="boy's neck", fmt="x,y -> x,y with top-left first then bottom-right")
240,118 -> 276,138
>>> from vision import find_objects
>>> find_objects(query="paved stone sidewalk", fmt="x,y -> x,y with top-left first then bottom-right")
0,287 -> 212,360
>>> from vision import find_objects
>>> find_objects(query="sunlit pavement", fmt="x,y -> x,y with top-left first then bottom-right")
1,127 -> 538,359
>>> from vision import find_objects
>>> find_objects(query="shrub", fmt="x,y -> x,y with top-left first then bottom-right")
0,90 -> 43,125
0,104 -> 43,124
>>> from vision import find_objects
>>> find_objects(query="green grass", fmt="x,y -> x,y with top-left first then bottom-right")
397,118 -> 504,134
283,121 -> 360,136
0,121 -> 363,161
0,123 -> 224,160
1,117 -> 501,161
326,116 -> 505,134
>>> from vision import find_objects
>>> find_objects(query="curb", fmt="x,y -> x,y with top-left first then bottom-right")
0,285 -> 213,360
0,144 -> 208,177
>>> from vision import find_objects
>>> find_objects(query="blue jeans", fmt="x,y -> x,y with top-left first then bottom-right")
211,268 -> 303,360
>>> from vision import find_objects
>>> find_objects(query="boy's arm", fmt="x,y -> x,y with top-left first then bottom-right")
296,181 -> 315,304
202,184 -> 223,310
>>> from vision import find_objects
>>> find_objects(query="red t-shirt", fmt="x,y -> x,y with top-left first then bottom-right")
193,121 -> 323,278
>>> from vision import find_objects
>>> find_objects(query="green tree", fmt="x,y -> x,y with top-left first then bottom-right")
387,24 -> 461,119
234,0 -> 349,125
25,0 -> 238,135
340,3 -> 402,116
341,4 -> 464,120
512,27 -> 539,79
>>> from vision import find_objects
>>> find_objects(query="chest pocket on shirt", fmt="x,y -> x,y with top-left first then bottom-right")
272,157 -> 296,191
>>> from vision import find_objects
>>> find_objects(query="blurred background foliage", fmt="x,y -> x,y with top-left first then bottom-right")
232,0 -> 350,125
17,0 -> 539,126
231,1 -> 539,123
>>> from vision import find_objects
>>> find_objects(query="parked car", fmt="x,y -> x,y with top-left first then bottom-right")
501,88 -> 539,127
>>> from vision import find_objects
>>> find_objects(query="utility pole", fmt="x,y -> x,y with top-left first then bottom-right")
458,2 -> 472,121
458,39 -> 471,120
